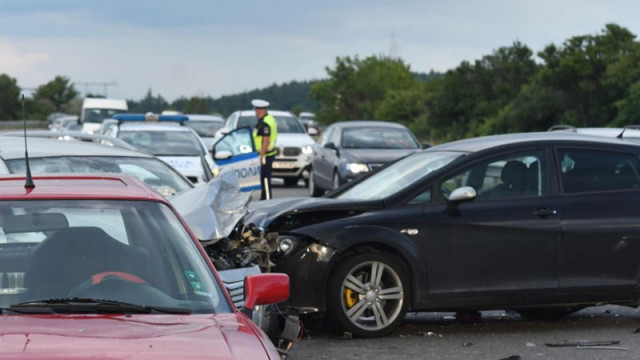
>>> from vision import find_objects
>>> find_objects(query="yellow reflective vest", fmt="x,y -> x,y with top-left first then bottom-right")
253,114 -> 278,156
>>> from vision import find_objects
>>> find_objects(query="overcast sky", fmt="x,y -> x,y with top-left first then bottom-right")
2,0 -> 639,102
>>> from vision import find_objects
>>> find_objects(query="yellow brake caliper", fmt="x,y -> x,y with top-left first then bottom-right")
344,287 -> 358,308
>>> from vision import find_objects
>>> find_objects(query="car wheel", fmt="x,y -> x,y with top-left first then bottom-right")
283,178 -> 299,187
333,171 -> 341,190
309,171 -> 324,197
327,252 -> 409,338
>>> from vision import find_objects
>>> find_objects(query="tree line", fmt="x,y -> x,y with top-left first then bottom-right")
310,23 -> 640,143
2,23 -> 639,144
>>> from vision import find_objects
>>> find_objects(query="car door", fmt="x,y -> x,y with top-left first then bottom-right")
421,148 -> 561,298
212,127 -> 261,192
313,126 -> 336,189
555,147 -> 640,293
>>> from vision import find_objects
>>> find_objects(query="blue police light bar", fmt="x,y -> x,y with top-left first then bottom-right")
113,113 -> 189,122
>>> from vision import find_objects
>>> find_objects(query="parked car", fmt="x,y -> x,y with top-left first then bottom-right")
242,131 -> 640,337
0,173 -> 288,359
106,113 -> 217,185
309,120 -> 421,196
185,114 -> 225,151
49,115 -> 79,132
0,136 -> 194,198
299,112 -> 320,136
222,110 -> 316,186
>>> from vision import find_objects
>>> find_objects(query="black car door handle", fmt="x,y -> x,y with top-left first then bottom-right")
533,208 -> 557,217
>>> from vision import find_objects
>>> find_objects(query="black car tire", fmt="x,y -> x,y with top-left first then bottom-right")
283,178 -> 299,187
327,252 -> 409,338
309,170 -> 324,197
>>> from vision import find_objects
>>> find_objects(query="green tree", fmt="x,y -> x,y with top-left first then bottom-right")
309,55 -> 417,124
128,89 -> 169,113
0,74 -> 21,120
33,76 -> 79,112
536,23 -> 638,127
183,96 -> 211,114
423,41 -> 538,141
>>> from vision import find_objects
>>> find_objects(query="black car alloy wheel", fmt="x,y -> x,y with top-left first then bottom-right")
327,252 -> 409,337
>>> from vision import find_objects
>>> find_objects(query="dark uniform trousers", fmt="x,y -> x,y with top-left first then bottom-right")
261,154 -> 275,200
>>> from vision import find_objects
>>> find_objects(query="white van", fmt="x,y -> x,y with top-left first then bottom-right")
80,98 -> 128,134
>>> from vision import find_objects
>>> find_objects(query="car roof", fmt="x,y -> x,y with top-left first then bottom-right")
0,137 -> 153,161
117,122 -> 194,131
431,131 -> 640,153
187,114 -> 224,122
330,120 -> 408,129
237,110 -> 296,117
0,174 -> 164,201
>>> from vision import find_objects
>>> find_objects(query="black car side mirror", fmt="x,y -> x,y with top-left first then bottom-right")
324,142 -> 339,156
445,186 -> 477,216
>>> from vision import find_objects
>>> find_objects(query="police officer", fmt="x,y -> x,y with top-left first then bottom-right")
252,99 -> 278,200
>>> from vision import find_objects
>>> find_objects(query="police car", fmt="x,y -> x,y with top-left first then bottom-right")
105,113 -> 217,185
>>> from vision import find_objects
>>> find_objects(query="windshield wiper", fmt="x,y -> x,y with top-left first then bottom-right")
8,298 -> 192,314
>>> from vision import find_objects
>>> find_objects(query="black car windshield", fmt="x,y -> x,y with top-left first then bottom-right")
336,151 -> 463,200
118,131 -> 204,156
6,157 -> 193,198
238,115 -> 306,134
0,199 -> 230,314
187,121 -> 223,137
341,127 -> 420,149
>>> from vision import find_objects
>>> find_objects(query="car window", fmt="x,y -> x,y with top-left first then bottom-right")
558,149 -> 640,193
213,127 -> 254,156
440,150 -> 546,201
337,151 -> 461,201
0,199 -> 230,314
187,121 -> 223,137
341,127 -> 419,149
5,157 -> 193,198
118,130 -> 204,156
320,126 -> 333,145
328,127 -> 340,146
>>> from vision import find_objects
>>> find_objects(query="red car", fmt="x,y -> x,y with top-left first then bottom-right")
0,174 -> 288,359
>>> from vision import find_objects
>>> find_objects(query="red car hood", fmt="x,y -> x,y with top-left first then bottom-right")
0,313 -> 278,360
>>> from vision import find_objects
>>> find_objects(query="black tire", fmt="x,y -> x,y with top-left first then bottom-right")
283,178 -> 299,187
309,170 -> 324,197
515,306 -> 582,321
326,252 -> 410,338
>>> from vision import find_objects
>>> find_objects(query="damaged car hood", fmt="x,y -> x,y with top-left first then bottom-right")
245,196 -> 384,230
170,170 -> 251,243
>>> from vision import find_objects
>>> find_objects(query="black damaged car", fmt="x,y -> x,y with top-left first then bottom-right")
245,131 -> 640,337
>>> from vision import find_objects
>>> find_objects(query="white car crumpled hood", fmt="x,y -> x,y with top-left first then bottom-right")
170,170 -> 251,243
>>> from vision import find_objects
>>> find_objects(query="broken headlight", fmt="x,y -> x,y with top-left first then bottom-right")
275,235 -> 303,258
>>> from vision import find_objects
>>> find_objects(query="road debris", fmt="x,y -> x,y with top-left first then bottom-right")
544,340 -> 620,348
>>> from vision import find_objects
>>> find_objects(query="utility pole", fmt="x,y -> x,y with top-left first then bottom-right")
76,81 -> 117,97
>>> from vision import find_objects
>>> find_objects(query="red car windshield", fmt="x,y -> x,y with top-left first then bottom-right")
0,199 -> 230,314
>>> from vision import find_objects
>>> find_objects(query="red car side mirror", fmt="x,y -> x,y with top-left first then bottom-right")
243,273 -> 289,310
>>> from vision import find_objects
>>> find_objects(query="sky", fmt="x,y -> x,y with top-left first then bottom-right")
2,0 -> 640,102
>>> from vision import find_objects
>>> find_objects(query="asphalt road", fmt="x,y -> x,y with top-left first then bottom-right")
264,179 -> 640,360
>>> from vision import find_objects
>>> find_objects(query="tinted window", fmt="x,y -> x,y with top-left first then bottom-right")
341,127 -> 419,149
441,150 -> 546,201
558,149 -> 640,193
